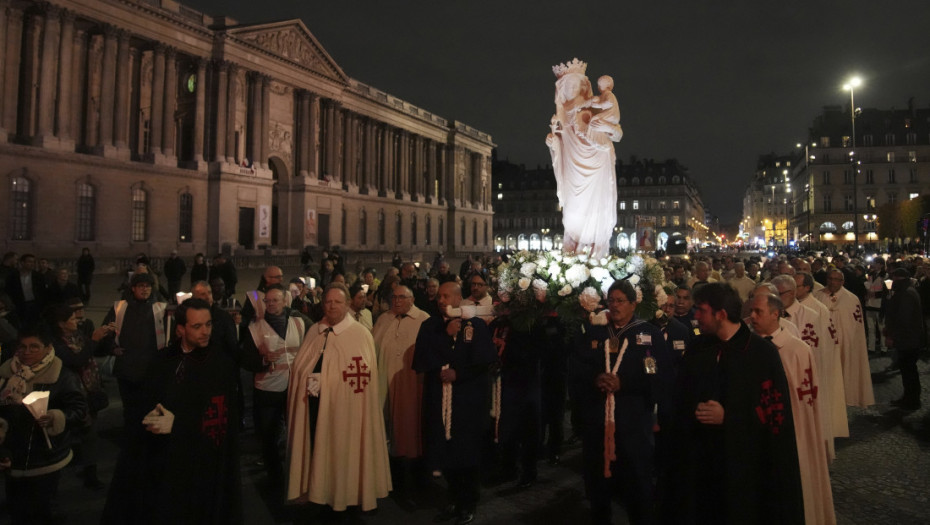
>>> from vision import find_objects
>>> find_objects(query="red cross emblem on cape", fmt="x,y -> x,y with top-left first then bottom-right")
853,304 -> 863,324
201,395 -> 228,446
801,323 -> 819,348
797,367 -> 818,407
755,379 -> 786,435
828,321 -> 839,345
343,356 -> 371,393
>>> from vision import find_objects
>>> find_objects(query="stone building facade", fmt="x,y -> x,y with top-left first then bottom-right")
493,157 -> 708,253
0,0 -> 494,260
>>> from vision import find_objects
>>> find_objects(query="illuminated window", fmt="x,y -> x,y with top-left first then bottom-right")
10,176 -> 31,241
131,187 -> 147,242
633,200 -> 639,210
497,193 -> 503,200
619,201 -> 626,210
910,193 -> 919,200
178,192 -> 193,242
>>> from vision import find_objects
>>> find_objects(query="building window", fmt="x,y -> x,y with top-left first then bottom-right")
866,196 -> 876,210
76,183 -> 95,242
378,210 -> 385,245
359,209 -> 367,245
460,218 -> 466,246
672,215 -> 680,226
884,133 -> 895,146
438,217 -> 444,245
909,151 -> 918,163
395,212 -> 402,245
910,169 -> 918,183
645,177 -> 653,185
10,176 -> 32,241
910,192 -> 919,200
411,213 -> 417,246
844,195 -> 853,211
863,134 -> 873,146
672,200 -> 680,209
497,193 -> 503,200
660,216 -> 667,227
841,136 -> 850,148
178,192 -> 193,242
619,201 -> 626,210
659,200 -> 667,210
888,192 -> 897,205
425,215 -> 431,246
341,208 -> 347,246
887,152 -> 895,163
864,170 -> 874,184
843,170 -> 853,185
131,187 -> 148,242
822,194 -> 832,212
822,171 -> 830,185
672,176 -> 680,184
631,177 -> 640,185
907,133 -> 917,145
472,220 -> 478,246
659,176 -> 667,184
888,169 -> 896,183
484,221 -> 489,246
820,137 -> 830,148
632,200 -> 639,210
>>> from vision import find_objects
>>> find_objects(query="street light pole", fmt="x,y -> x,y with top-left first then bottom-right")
844,76 -> 862,250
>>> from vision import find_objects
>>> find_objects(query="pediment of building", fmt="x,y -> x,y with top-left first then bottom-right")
228,20 -> 349,84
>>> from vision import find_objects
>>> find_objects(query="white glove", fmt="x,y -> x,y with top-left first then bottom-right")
307,373 -> 321,397
143,403 -> 175,435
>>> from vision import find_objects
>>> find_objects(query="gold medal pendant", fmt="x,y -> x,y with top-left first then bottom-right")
644,356 -> 657,375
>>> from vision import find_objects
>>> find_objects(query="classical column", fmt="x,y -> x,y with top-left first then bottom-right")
260,74 -> 270,169
426,140 -> 437,203
248,72 -> 262,167
114,29 -> 131,152
34,3 -> 61,145
55,9 -> 75,146
70,28 -> 86,148
308,93 -> 320,178
332,104 -> 343,182
360,118 -> 372,193
225,63 -> 238,164
128,45 -> 141,156
341,110 -> 354,187
323,100 -> 336,179
296,90 -> 309,177
95,24 -> 117,152
213,60 -> 227,163
192,57 -> 207,164
162,47 -> 177,158
149,44 -> 165,155
1,5 -> 23,136
411,135 -> 422,200
379,125 -> 391,197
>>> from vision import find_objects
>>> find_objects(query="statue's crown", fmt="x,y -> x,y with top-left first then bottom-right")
552,58 -> 587,78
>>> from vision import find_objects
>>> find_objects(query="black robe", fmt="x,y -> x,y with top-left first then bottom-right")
413,315 -> 496,470
102,342 -> 241,525
663,322 -> 803,525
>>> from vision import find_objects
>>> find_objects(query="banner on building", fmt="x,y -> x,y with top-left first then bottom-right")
636,216 -> 656,252
305,210 -> 318,245
259,205 -> 270,238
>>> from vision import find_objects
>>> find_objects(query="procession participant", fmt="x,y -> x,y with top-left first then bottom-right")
571,280 -> 671,525
0,328 -> 87,524
414,282 -> 496,525
371,285 -> 430,500
863,258 -> 888,353
796,272 -> 848,441
102,299 -> 242,525
726,262 -> 756,303
664,283 -> 803,524
242,286 -> 307,485
98,272 -> 168,431
748,293 -> 836,525
285,284 -> 391,513
813,270 -> 875,408
348,282 -> 374,331
239,265 -> 284,330
885,268 -> 923,410
673,285 -> 700,337
462,272 -> 495,324
748,283 -> 801,339
771,275 -> 838,459
163,250 -> 187,298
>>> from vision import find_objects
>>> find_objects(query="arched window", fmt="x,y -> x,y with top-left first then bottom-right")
438,217 -> 444,246
10,175 -> 32,240
411,213 -> 418,246
76,182 -> 96,242
131,186 -> 148,242
425,215 -> 432,246
645,176 -> 653,185
359,209 -> 367,246
395,212 -> 403,245
672,175 -> 680,184
632,177 -> 640,185
178,192 -> 193,242
658,176 -> 667,184
378,210 -> 386,245
340,207 -> 347,246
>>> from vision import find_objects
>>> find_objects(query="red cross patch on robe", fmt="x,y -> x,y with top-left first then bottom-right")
343,356 -> 371,393
801,323 -> 819,348
755,379 -> 787,434
201,395 -> 228,446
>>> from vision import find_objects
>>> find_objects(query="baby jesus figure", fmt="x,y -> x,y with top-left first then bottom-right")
576,75 -> 621,149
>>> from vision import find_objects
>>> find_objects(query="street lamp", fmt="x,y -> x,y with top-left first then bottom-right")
843,76 -> 862,250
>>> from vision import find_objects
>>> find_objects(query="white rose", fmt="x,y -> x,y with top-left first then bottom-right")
635,286 -> 643,303
558,284 -> 573,296
520,262 -> 537,277
548,263 -> 561,278
629,274 -> 641,286
518,277 -> 531,290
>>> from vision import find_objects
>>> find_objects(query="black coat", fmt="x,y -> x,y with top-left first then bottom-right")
885,280 -> 923,349
413,315 -> 496,470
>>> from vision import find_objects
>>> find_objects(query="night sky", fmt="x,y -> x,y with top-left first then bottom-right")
185,0 -> 930,224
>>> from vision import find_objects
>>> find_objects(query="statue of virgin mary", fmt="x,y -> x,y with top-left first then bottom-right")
546,58 -> 623,259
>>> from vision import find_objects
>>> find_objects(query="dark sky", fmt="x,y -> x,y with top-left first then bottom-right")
185,0 -> 930,224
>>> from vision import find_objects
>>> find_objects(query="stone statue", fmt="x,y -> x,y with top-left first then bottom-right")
547,59 -> 623,259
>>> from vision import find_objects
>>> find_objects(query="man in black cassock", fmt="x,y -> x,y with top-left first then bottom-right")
413,282 -> 496,525
662,283 -> 803,524
102,298 -> 241,525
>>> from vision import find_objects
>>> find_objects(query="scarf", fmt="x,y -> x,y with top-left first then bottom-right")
1,348 -> 56,404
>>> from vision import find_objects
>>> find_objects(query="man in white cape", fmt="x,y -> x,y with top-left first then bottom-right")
814,270 -> 875,408
286,283 -> 391,512
749,293 -> 836,525
796,272 -> 849,442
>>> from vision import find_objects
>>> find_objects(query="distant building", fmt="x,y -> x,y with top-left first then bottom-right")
492,156 -> 708,253
788,101 -> 930,248
0,0 -> 494,260
742,154 -> 795,248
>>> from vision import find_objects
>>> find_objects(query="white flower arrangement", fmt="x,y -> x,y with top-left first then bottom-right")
491,249 -> 667,331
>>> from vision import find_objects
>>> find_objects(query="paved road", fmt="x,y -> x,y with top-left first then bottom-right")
3,269 -> 929,524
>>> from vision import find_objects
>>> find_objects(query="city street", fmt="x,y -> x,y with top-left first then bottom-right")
4,268 -> 928,524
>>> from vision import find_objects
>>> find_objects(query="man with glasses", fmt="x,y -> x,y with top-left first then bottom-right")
462,273 -> 495,324
813,269 -> 875,408
240,265 -> 285,330
371,285 -> 430,503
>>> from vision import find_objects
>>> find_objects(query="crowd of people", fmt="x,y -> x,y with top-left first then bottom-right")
0,246 -> 924,524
